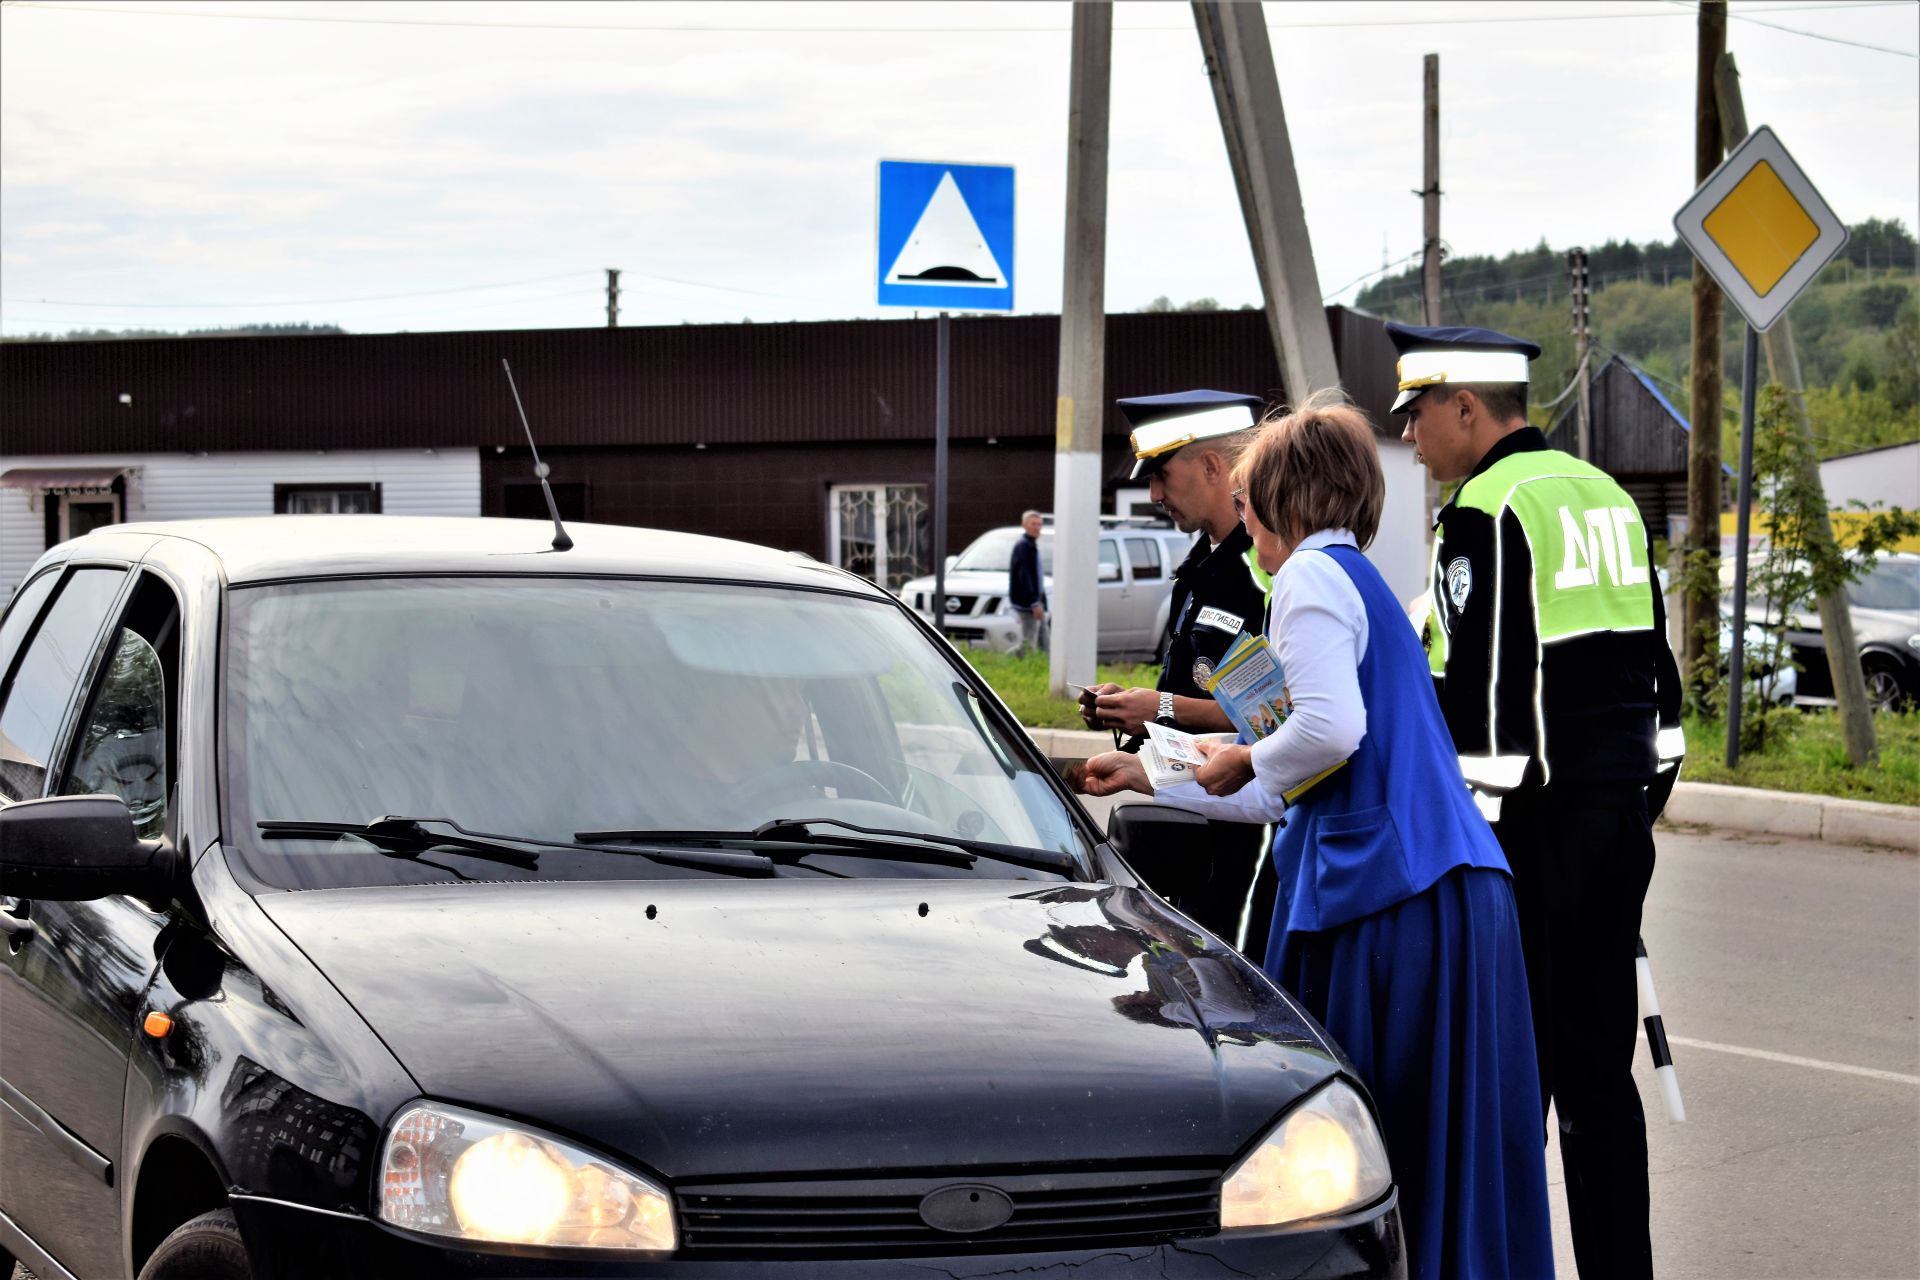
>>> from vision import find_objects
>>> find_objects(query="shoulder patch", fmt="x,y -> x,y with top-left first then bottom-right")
1445,556 -> 1473,611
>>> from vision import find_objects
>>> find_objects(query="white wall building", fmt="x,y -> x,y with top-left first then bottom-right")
1819,440 -> 1920,512
0,449 -> 480,591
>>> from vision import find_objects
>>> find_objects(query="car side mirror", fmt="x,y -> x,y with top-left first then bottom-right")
944,555 -> 958,574
1098,563 -> 1123,584
1106,803 -> 1212,903
0,795 -> 177,903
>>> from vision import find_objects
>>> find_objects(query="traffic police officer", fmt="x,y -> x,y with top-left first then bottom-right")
1393,322 -> 1684,1280
1079,389 -> 1277,957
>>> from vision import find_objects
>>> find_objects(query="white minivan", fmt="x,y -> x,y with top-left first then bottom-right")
899,517 -> 1197,660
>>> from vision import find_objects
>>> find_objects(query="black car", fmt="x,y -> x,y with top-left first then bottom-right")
0,517 -> 1403,1280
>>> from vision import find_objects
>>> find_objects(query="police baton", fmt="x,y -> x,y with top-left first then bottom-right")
1636,936 -> 1686,1123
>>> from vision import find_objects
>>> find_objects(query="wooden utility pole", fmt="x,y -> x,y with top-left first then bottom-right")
1192,1 -> 1340,397
1422,53 -> 1442,325
1569,247 -> 1592,460
606,268 -> 621,328
1684,1 -> 1727,700
1048,0 -> 1112,698
1715,52 -> 1879,765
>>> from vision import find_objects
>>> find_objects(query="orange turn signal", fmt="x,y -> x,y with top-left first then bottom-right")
142,1011 -> 173,1039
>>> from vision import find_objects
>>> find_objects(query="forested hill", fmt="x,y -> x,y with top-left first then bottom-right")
1353,219 -> 1918,458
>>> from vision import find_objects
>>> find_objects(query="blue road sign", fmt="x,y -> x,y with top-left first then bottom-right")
876,160 -> 1015,312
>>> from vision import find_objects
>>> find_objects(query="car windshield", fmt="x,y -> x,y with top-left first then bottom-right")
1848,559 -> 1920,612
223,577 -> 1092,890
951,528 -> 1053,575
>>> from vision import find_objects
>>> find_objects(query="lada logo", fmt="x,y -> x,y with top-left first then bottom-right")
917,1183 -> 1014,1233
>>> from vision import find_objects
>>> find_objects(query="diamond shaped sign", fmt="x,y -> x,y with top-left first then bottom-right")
1674,125 -> 1847,332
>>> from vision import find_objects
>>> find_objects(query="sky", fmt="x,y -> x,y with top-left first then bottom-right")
1,0 -> 1915,337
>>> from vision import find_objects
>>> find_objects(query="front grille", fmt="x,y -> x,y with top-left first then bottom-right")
677,1165 -> 1220,1259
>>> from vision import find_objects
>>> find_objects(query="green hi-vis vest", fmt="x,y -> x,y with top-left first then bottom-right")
1428,448 -> 1656,675
1243,548 -> 1273,608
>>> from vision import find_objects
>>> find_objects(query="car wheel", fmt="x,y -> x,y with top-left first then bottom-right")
137,1209 -> 252,1280
1862,656 -> 1914,713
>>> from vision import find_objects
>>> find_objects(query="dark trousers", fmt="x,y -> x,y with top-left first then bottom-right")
1158,819 -> 1270,958
1495,785 -> 1656,1280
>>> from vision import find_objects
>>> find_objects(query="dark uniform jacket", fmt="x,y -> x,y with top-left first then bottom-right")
1161,525 -> 1270,699
1426,428 -> 1684,799
1008,534 -> 1044,609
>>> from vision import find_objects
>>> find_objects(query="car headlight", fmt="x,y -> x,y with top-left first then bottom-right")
1219,1080 -> 1392,1230
379,1102 -> 675,1252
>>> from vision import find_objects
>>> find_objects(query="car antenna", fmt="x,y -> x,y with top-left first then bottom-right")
500,358 -> 573,552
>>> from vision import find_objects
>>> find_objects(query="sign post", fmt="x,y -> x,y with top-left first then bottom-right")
876,160 -> 1016,634
1673,125 -> 1846,766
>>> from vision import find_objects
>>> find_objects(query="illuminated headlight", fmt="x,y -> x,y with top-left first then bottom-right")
1220,1080 -> 1392,1229
379,1102 -> 675,1252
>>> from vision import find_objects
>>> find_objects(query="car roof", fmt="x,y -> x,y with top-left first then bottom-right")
53,516 -> 880,594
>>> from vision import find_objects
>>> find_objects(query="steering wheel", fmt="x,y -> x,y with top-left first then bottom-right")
735,759 -> 896,807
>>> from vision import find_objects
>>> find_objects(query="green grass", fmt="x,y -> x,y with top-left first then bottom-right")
962,650 -> 1161,730
1680,710 -> 1920,806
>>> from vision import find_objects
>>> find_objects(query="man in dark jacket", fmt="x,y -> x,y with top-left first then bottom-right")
1394,321 -> 1684,1280
1008,509 -> 1047,654
1078,390 -> 1276,957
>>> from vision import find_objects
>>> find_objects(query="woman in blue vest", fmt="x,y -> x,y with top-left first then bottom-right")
1082,391 -> 1554,1279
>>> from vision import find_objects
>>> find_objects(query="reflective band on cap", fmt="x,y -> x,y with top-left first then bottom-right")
1458,753 -> 1529,790
1395,349 -> 1531,391
1129,405 -> 1259,460
1656,726 -> 1687,762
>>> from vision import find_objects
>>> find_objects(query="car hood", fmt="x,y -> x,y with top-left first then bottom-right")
260,877 -> 1337,1180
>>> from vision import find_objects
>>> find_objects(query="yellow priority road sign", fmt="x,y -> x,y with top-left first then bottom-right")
1674,125 -> 1847,333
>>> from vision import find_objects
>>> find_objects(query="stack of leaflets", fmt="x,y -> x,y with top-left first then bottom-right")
1142,630 -> 1345,803
1141,722 -> 1238,791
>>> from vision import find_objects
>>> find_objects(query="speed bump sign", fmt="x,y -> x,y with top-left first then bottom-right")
1674,126 -> 1847,333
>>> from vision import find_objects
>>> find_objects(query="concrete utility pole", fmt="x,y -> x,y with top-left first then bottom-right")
606,268 -> 621,328
1569,247 -> 1592,460
1684,0 -> 1727,701
1715,52 -> 1879,765
1048,0 -> 1112,699
1422,53 -> 1442,326
1191,0 -> 1341,398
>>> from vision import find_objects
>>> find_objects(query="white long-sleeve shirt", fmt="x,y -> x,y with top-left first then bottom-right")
1154,528 -> 1370,823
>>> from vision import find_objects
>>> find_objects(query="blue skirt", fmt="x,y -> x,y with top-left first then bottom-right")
1267,866 -> 1554,1280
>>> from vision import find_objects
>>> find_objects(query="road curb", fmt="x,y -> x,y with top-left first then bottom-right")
1022,726 -> 1916,851
1663,781 -> 1917,852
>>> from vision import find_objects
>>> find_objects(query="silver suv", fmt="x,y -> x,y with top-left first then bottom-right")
900,517 -> 1197,660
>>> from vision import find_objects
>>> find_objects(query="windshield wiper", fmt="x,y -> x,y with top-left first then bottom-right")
259,816 -> 774,877
576,818 -> 1078,876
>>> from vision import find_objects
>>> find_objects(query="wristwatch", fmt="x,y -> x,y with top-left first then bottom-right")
1155,691 -> 1176,727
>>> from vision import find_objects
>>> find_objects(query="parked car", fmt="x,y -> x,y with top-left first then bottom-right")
0,517 -> 1403,1280
1783,553 -> 1920,712
900,517 -> 1197,660
1726,552 -> 1920,712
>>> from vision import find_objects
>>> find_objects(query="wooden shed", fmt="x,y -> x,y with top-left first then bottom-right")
1546,355 -> 1728,539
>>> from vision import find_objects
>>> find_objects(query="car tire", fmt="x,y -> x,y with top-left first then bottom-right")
1862,655 -> 1914,713
137,1209 -> 253,1280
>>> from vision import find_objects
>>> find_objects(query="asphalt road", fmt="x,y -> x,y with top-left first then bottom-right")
8,822 -> 1914,1280
1544,821 -> 1919,1280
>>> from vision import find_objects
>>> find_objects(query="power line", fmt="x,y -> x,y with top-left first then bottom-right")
5,266 -> 821,312
4,0 -> 1911,36
1662,0 -> 1920,56
1322,249 -> 1426,303
9,270 -> 596,309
